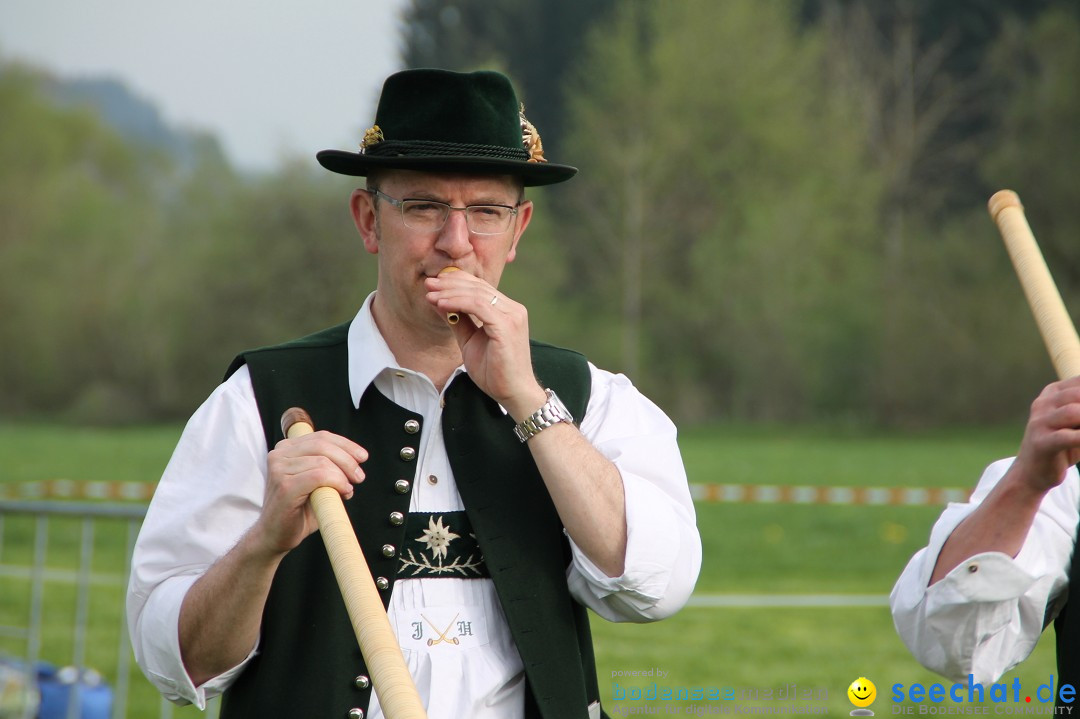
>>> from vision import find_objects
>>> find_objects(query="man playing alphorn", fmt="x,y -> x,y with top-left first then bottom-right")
127,69 -> 701,719
893,193 -> 1080,701
892,380 -> 1080,686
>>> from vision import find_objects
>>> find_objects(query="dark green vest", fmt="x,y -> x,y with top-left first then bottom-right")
218,322 -> 605,719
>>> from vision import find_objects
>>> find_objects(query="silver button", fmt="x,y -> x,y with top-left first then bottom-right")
399,447 -> 416,461
389,511 -> 404,526
404,419 -> 420,434
354,674 -> 370,690
348,709 -> 364,719
382,544 -> 396,558
375,576 -> 389,590
394,479 -> 411,494
428,474 -> 438,485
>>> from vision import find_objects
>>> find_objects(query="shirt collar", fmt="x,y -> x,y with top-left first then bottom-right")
347,292 -> 403,408
346,292 -> 468,408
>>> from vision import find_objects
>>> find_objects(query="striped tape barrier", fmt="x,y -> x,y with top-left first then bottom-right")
0,479 -> 156,503
689,483 -> 973,506
0,480 -> 972,507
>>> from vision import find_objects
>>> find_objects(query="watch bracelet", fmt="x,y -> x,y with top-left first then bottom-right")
513,388 -> 573,442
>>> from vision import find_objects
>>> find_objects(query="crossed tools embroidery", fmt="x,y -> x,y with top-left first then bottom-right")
409,613 -> 476,645
423,613 -> 459,646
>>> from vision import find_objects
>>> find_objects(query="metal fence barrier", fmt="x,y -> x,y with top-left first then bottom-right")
0,500 -> 219,719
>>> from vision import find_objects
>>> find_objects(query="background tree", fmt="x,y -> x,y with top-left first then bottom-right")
980,7 -> 1080,290
0,63 -> 160,418
3,1 -> 1078,426
801,0 -> 1080,423
557,0 -> 884,421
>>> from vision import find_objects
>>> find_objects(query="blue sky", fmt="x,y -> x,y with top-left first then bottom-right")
0,0 -> 409,171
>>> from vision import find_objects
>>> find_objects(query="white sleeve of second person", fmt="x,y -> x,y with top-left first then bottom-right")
566,363 -> 702,623
126,366 -> 268,708
890,458 -> 1079,684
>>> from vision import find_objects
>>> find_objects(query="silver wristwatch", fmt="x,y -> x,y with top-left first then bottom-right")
513,389 -> 574,442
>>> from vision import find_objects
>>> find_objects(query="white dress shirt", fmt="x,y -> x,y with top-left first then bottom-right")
891,457 -> 1080,684
127,293 -> 701,717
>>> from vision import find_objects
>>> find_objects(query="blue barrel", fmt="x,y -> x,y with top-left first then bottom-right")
36,664 -> 113,719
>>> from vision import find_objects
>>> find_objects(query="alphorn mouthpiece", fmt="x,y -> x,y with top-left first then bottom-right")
440,266 -> 461,324
280,407 -> 314,437
988,190 -> 1022,222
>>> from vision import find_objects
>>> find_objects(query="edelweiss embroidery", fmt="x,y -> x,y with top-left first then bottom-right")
397,511 -> 489,578
417,515 -> 459,560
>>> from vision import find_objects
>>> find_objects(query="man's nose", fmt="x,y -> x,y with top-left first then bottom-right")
435,208 -> 473,257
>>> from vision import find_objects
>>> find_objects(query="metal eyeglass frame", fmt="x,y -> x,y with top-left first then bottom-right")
369,189 -> 520,235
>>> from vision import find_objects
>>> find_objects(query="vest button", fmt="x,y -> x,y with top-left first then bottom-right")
375,576 -> 389,590
394,479 -> 411,494
382,544 -> 396,558
389,511 -> 404,526
354,674 -> 370,690
399,446 -> 416,461
348,709 -> 364,719
404,419 -> 420,434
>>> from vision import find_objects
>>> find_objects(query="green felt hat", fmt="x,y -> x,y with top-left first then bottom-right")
317,69 -> 577,186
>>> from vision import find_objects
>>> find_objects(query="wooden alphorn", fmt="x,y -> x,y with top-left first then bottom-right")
988,190 -> 1080,380
280,408 -> 427,718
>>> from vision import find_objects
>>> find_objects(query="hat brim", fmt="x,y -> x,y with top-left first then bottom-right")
316,150 -> 577,187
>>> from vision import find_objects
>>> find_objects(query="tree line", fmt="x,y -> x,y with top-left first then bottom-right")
1,0 -> 1078,427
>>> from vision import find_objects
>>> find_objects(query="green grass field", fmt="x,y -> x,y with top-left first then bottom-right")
0,422 -> 1053,717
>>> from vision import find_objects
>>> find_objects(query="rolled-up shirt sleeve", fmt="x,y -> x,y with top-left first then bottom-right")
890,458 -> 1078,684
126,366 -> 267,707
567,364 -> 702,622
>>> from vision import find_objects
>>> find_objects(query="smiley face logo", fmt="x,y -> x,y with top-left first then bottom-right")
848,677 -> 877,710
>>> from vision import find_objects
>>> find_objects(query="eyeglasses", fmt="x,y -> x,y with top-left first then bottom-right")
369,190 -> 520,235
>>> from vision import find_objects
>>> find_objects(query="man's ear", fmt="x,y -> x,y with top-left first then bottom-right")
350,189 -> 379,254
505,200 -> 533,264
